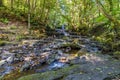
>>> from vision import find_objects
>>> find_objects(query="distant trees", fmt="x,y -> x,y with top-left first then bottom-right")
0,0 -> 120,32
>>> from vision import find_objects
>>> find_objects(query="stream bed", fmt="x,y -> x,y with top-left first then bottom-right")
0,34 -> 120,80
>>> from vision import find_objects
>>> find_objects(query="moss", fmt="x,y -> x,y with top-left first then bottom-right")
61,43 -> 80,50
15,35 -> 28,41
0,76 -> 3,80
0,40 -> 9,46
113,51 -> 120,59
18,65 -> 80,80
112,41 -> 120,51
1,70 -> 34,80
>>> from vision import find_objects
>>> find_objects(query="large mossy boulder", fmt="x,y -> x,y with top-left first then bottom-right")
18,65 -> 80,80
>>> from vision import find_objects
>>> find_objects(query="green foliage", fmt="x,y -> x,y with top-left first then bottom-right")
95,15 -> 108,23
0,0 -> 119,32
10,26 -> 17,30
15,35 -> 26,41
113,51 -> 120,59
0,0 -> 119,56
0,18 -> 9,24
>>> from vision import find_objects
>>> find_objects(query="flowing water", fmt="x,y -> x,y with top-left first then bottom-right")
0,33 -> 101,80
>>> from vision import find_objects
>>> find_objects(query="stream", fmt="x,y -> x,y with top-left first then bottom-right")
0,32 -> 119,80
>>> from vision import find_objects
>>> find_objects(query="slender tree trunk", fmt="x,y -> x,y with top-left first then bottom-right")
11,0 -> 14,10
108,0 -> 113,11
0,0 -> 3,7
40,0 -> 45,21
117,0 -> 120,9
28,0 -> 31,30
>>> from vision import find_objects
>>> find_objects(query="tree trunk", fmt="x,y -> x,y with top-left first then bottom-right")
28,0 -> 31,29
95,0 -> 120,34
0,0 -> 3,7
108,0 -> 113,11
11,0 -> 14,10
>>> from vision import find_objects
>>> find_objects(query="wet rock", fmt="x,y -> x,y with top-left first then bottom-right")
1,66 -> 14,76
42,48 -> 52,52
20,62 -> 31,72
1,51 -> 14,59
0,60 -> 7,67
21,40 -> 39,47
35,68 -> 48,73
18,65 -> 80,80
69,57 -> 87,65
65,47 -> 71,52
48,61 -> 66,70
36,60 -> 69,73
46,53 -> 58,64
6,56 -> 14,63
58,56 -> 69,63
14,54 -> 24,62
57,50 -> 63,56
40,52 -> 51,59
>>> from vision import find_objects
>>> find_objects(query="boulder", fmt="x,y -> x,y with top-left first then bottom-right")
20,62 -> 31,72
6,56 -> 14,63
18,65 -> 80,80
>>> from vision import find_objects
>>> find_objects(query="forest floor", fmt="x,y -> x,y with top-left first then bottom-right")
0,20 -> 45,46
0,21 -> 120,80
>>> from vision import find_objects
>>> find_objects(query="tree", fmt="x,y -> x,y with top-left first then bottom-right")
0,0 -> 3,7
95,0 -> 120,34
11,0 -> 14,10
28,0 -> 31,29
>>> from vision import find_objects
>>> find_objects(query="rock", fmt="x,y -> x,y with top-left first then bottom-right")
21,40 -> 39,47
24,56 -> 33,62
35,68 -> 48,73
20,62 -> 31,72
40,52 -> 51,59
1,51 -> 14,59
58,56 -> 68,63
57,50 -> 63,56
43,48 -> 52,52
60,43 -> 81,50
65,47 -> 71,52
0,60 -> 7,67
46,53 -> 58,64
48,61 -> 65,70
69,57 -> 87,65
18,65 -> 80,80
6,56 -> 14,63
13,53 -> 24,62
2,66 -> 14,76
